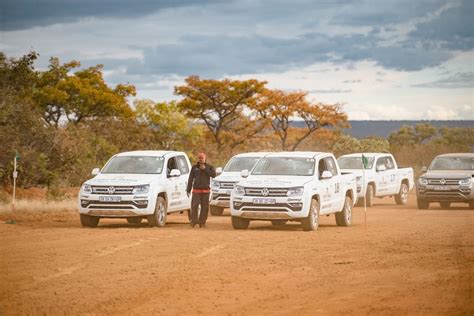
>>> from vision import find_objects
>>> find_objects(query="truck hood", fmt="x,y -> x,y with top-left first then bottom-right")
340,169 -> 364,176
214,172 -> 242,182
421,170 -> 474,179
238,175 -> 313,188
85,173 -> 160,186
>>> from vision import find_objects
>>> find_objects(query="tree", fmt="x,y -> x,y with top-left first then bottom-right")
134,99 -> 204,150
332,134 -> 362,157
360,136 -> 390,153
33,58 -> 136,127
252,89 -> 348,151
175,76 -> 267,151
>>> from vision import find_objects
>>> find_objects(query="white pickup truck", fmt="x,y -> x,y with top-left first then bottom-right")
210,152 -> 269,216
78,150 -> 192,227
230,151 -> 358,231
337,153 -> 414,207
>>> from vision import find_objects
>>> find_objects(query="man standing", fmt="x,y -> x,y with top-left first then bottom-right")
187,153 -> 216,228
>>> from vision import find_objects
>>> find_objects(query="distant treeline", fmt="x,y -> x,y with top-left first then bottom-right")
1,51 -> 472,197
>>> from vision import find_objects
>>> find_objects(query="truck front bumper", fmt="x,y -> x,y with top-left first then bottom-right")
416,185 -> 473,202
78,194 -> 154,217
230,195 -> 307,220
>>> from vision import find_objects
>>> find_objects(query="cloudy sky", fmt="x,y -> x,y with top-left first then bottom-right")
1,0 -> 473,120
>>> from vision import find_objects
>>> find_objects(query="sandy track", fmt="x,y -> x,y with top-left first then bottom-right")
0,195 -> 473,315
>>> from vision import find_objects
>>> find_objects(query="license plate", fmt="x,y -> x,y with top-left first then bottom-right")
433,186 -> 450,191
99,196 -> 122,202
253,198 -> 276,204
225,190 -> 232,195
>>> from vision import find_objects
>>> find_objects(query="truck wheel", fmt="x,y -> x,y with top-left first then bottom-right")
231,216 -> 250,229
127,217 -> 142,224
335,196 -> 352,227
80,214 -> 99,228
417,198 -> 429,209
271,220 -> 287,226
468,200 -> 474,210
148,196 -> 167,227
395,182 -> 409,205
301,199 -> 319,231
439,202 -> 451,209
365,184 -> 374,207
210,205 -> 224,216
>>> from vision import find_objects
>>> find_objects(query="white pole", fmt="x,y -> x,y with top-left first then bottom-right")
12,156 -> 17,222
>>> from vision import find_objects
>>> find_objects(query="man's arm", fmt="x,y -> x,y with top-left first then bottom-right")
186,168 -> 194,193
205,164 -> 217,178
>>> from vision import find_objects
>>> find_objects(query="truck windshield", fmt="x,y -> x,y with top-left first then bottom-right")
252,157 -> 315,176
338,157 -> 374,169
224,157 -> 261,172
429,157 -> 474,170
101,156 -> 164,174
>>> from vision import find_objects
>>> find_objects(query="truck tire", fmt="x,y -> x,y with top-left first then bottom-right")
271,220 -> 287,226
395,182 -> 409,205
417,198 -> 429,209
365,184 -> 374,207
301,199 -> 319,231
80,214 -> 99,228
439,202 -> 451,209
210,205 -> 224,216
469,200 -> 474,210
148,196 -> 167,227
335,196 -> 352,227
127,217 -> 142,224
231,216 -> 250,229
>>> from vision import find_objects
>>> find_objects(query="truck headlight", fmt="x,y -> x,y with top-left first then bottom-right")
459,178 -> 472,186
133,185 -> 150,194
234,185 -> 245,196
211,180 -> 220,190
287,186 -> 304,197
418,177 -> 428,186
82,184 -> 92,194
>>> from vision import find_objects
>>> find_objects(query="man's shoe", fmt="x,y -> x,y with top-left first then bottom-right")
199,223 -> 206,228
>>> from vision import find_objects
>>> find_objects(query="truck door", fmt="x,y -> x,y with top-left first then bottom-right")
166,156 -> 184,211
317,157 -> 338,213
175,155 -> 191,209
384,156 -> 399,195
375,157 -> 390,196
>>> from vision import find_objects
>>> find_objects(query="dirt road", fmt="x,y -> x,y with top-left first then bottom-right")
1,195 -> 472,315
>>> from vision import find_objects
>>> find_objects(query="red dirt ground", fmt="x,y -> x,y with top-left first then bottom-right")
0,194 -> 472,315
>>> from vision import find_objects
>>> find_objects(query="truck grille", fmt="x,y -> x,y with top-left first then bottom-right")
427,178 -> 462,185
91,186 -> 134,195
244,188 -> 288,197
219,181 -> 237,189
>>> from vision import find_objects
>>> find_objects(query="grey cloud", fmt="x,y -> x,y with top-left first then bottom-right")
309,89 -> 351,94
408,0 -> 474,51
0,0 -> 219,31
412,72 -> 474,88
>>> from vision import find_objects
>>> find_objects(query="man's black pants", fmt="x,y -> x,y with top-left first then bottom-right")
191,192 -> 210,225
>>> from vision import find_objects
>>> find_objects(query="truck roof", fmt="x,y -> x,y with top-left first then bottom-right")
339,152 -> 392,158
265,151 -> 326,159
435,153 -> 474,158
233,152 -> 271,158
115,150 -> 186,157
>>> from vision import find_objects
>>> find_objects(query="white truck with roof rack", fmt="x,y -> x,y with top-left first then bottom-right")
78,150 -> 192,227
230,151 -> 358,231
337,153 -> 414,206
210,152 -> 269,216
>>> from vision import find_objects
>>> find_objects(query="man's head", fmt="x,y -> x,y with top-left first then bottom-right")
198,152 -> 206,164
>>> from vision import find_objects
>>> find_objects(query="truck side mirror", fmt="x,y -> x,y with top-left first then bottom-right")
321,171 -> 332,179
241,169 -> 249,178
169,169 -> 181,177
91,168 -> 100,175
421,166 -> 427,172
376,165 -> 386,172
216,167 -> 223,175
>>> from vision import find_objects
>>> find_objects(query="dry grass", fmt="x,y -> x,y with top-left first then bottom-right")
0,199 -> 77,222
